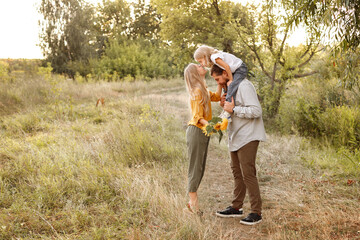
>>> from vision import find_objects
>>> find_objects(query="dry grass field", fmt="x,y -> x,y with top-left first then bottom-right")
0,75 -> 359,239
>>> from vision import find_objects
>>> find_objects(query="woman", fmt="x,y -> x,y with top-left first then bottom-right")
184,63 -> 222,214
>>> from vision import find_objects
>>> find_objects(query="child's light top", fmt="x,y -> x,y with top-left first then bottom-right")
211,51 -> 243,73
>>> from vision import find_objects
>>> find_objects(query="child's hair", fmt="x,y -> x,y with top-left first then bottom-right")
184,63 -> 210,117
193,45 -> 218,67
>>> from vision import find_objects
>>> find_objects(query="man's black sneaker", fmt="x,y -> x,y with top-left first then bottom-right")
240,213 -> 262,225
215,206 -> 244,218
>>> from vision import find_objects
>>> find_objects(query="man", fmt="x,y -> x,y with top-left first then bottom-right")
211,64 -> 266,225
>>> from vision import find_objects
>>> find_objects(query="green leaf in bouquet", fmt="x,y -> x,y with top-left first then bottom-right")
206,125 -> 213,133
219,130 -> 223,143
209,117 -> 222,124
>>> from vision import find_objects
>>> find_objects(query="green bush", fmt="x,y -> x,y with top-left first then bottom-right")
319,106 -> 360,149
251,70 -> 284,119
277,76 -> 360,150
37,62 -> 53,80
277,94 -> 323,136
295,98 -> 322,138
3,59 -> 42,77
282,100 -> 360,150
93,38 -> 178,81
0,61 -> 10,82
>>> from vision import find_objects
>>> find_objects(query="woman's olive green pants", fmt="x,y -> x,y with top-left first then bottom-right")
186,125 -> 210,193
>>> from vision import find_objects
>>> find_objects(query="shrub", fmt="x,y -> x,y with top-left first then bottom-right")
0,61 -> 10,82
37,62 -> 53,80
319,106 -> 360,150
251,70 -> 284,119
295,98 -> 322,138
93,38 -> 178,81
278,87 -> 360,150
276,69 -> 360,149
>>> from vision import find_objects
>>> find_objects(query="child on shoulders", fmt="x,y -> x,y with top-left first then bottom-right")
194,45 -> 248,122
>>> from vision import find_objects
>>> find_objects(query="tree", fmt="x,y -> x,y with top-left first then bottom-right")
95,0 -> 131,38
95,0 -> 162,42
92,0 -> 176,80
283,0 -> 360,51
281,0 -> 360,90
93,0 -> 131,57
38,0 -> 97,76
131,0 -> 161,41
150,0 -> 253,70
233,0 -> 323,117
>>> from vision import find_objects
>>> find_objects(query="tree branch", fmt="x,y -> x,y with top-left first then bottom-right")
235,22 -> 272,79
266,13 -> 275,56
271,62 -> 278,87
212,0 -> 221,16
292,43 -> 322,70
249,40 -> 272,79
297,49 -> 316,69
279,59 -> 285,66
294,70 -> 319,78
279,25 -> 289,59
299,44 -> 312,59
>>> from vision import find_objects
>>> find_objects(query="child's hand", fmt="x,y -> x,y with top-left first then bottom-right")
227,78 -> 233,86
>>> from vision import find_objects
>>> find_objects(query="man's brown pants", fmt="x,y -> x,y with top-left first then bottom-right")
230,141 -> 262,214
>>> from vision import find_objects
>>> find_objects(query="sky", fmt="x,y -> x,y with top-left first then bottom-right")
0,0 -> 307,59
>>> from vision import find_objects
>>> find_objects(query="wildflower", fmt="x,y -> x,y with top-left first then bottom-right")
201,124 -> 209,136
214,123 -> 221,131
220,118 -> 228,131
202,117 -> 228,143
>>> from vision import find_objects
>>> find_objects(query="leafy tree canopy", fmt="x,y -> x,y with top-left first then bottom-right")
150,0 -> 252,69
281,0 -> 360,51
39,0 -> 97,75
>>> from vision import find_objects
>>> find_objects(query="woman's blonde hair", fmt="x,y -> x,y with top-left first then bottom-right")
193,45 -> 218,67
184,63 -> 210,117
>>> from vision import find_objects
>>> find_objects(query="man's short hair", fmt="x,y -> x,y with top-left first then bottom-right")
210,64 -> 224,76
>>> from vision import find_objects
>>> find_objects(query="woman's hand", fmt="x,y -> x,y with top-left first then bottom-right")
224,97 -> 235,113
215,84 -> 222,97
199,118 -> 209,126
220,93 -> 226,107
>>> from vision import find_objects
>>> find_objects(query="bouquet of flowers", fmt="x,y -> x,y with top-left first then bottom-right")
201,117 -> 228,143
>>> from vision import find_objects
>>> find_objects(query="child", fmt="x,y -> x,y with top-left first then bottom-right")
194,45 -> 248,122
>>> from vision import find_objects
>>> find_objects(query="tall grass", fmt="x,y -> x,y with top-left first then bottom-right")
1,74 -> 359,239
0,75 -> 211,239
277,77 -> 360,172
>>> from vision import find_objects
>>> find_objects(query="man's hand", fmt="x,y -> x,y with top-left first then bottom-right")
224,97 -> 235,113
220,93 -> 226,107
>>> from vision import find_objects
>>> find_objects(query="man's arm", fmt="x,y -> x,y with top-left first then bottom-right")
224,82 -> 262,119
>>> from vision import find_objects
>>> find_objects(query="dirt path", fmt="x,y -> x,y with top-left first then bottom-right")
140,83 -> 360,240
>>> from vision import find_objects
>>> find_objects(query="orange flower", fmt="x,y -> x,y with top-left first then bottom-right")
220,118 -> 228,130
214,123 -> 221,131
201,124 -> 211,136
